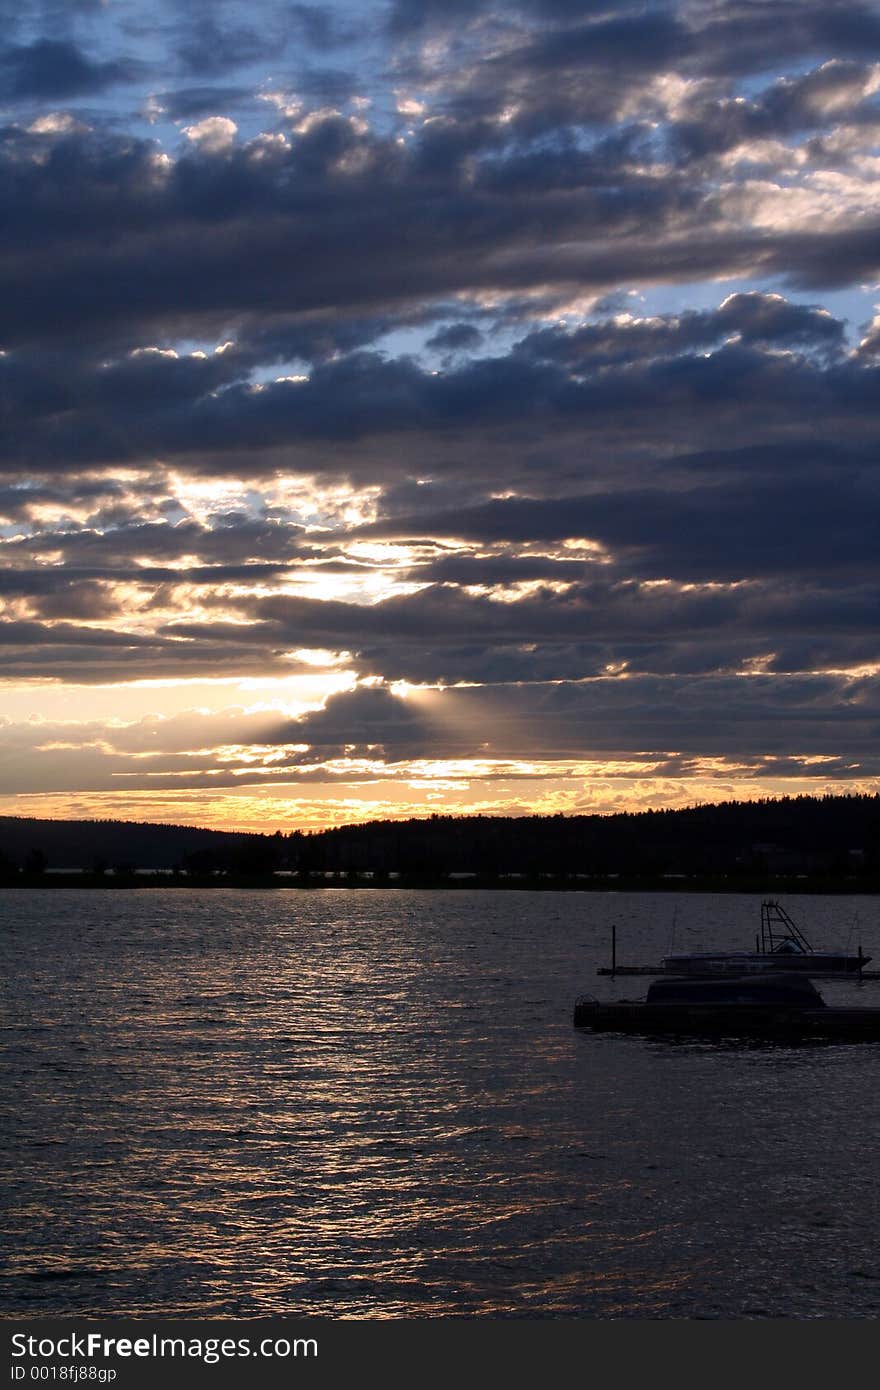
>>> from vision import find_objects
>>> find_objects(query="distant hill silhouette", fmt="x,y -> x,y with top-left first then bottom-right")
0,816 -> 279,874
1,794 -> 879,885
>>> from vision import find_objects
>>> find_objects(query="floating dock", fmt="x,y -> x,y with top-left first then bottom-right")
598,965 -> 663,976
597,965 -> 880,980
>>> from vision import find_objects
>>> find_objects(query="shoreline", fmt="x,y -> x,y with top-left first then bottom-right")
2,873 -> 879,894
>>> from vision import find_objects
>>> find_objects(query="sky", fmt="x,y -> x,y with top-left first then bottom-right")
1,0 -> 879,833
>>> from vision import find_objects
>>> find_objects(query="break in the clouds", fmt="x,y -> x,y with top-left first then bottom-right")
1,1 -> 879,830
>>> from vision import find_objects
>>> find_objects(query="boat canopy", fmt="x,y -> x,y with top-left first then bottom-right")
646,974 -> 825,1006
761,900 -> 812,954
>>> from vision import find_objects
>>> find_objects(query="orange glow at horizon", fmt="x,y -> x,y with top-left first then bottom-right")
2,771 -> 878,835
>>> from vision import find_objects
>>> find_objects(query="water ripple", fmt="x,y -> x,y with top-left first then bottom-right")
2,887 -> 879,1317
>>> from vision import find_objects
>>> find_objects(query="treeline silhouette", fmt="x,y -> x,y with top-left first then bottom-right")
0,817 -> 279,879
1,794 -> 879,886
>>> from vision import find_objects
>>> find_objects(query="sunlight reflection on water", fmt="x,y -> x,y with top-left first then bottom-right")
1,888 -> 879,1318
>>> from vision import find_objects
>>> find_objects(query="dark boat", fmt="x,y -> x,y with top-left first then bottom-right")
573,972 -> 880,1040
661,900 -> 870,977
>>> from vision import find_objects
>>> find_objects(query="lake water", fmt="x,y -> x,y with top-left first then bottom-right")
2,888 -> 879,1319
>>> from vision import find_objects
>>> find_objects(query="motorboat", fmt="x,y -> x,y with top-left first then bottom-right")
660,900 -> 870,977
573,973 -> 880,1040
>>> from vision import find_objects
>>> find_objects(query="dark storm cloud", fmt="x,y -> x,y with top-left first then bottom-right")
174,11 -> 277,77
123,671 -> 878,775
684,2 -> 880,82
5,521 -> 875,686
0,558 -> 331,622
387,0 -> 616,32
287,5 -> 361,50
3,328 -> 878,481
157,0 -> 363,84
282,67 -> 363,105
776,222 -> 880,291
407,552 -> 593,585
2,109 -> 878,360
2,303 -> 877,714
353,631 -> 880,687
155,567 -> 879,687
0,39 -> 137,97
386,0 -> 490,35
469,2 -> 880,86
359,467 -> 880,583
514,293 -> 846,368
149,86 -> 258,121
25,667 -> 875,789
275,577 -> 880,648
4,517 -> 315,569
0,557 -> 306,590
0,478 -> 132,521
29,580 -> 122,623
2,0 -> 880,802
283,671 -> 880,764
664,59 -> 880,166
425,323 -> 485,354
392,1 -> 880,148
0,619 -> 147,649
3,663 -> 878,794
229,305 -> 437,366
0,615 -> 318,683
275,683 -> 437,755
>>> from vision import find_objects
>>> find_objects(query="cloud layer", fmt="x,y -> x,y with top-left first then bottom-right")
1,0 -> 879,827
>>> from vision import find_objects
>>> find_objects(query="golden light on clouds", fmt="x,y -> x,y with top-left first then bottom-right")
0,671 -> 356,723
3,768 -> 877,834
283,568 -> 427,604
4,8 -> 880,837
2,647 -> 876,831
